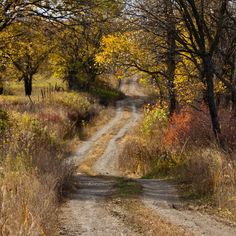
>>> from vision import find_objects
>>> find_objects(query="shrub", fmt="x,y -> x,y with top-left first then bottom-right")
51,92 -> 91,113
90,85 -> 124,105
220,108 -> 236,151
163,106 -> 236,152
163,106 -> 213,151
141,104 -> 168,137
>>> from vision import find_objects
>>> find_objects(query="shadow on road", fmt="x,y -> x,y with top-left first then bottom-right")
68,175 -> 179,207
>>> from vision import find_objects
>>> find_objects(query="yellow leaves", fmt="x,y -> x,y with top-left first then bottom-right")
2,23 -> 53,71
174,56 -> 203,105
96,31 -> 167,83
142,104 -> 168,137
96,33 -> 131,64
215,81 -> 226,94
96,31 -> 149,67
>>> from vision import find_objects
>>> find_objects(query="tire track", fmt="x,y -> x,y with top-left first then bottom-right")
72,100 -> 125,166
93,103 -> 140,176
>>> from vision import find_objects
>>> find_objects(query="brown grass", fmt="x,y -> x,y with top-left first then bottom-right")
0,172 -> 57,235
179,149 -> 236,215
0,91 -> 98,235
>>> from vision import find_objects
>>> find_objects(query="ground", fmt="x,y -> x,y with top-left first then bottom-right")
59,78 -> 236,236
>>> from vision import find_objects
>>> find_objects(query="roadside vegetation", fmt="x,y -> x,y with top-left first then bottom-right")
0,88 -> 107,235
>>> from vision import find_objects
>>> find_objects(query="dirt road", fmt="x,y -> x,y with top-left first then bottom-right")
59,78 -> 236,236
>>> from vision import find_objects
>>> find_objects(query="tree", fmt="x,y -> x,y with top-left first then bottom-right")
2,21 -> 53,96
0,0 -> 92,31
125,0 -> 233,143
122,0 -> 180,115
173,0 -> 229,141
52,0 -> 123,90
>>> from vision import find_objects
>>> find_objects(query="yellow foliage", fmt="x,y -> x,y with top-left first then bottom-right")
96,31 -> 160,74
175,55 -> 203,105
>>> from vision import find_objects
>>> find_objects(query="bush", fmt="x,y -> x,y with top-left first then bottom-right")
141,104 -> 168,137
90,85 -> 124,105
163,106 -> 213,151
163,106 -> 236,152
51,92 -> 91,113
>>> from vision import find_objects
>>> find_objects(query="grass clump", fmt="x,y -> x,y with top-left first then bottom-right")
115,178 -> 142,198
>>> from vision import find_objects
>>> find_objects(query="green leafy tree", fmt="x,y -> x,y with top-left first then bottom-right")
2,22 -> 53,96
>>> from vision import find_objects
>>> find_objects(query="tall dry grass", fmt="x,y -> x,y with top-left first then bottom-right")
0,91 -> 99,235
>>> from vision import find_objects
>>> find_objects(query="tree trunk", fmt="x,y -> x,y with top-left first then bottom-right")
167,78 -> 177,115
165,0 -> 178,116
24,76 -> 32,96
204,56 -> 222,139
232,54 -> 236,114
0,77 -> 3,95
67,69 -> 78,90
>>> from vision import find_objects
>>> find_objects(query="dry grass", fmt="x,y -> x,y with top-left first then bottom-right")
119,135 -> 152,177
0,91 -> 98,235
0,110 -> 74,235
0,172 -> 57,236
179,148 -> 236,216
119,133 -> 178,178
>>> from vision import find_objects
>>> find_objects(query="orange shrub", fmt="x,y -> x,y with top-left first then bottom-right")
163,105 -> 213,151
163,105 -> 236,152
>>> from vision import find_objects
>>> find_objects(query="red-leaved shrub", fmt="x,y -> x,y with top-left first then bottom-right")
163,105 -> 236,152
163,105 -> 213,151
